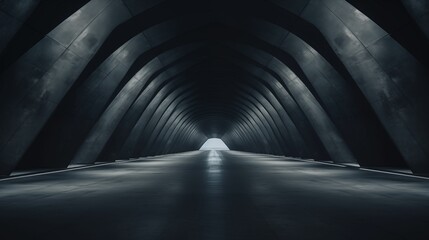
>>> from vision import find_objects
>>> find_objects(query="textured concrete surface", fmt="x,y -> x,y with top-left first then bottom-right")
3,0 -> 429,176
1,150 -> 429,239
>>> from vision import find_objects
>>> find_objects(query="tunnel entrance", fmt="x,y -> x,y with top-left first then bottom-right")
199,138 -> 230,150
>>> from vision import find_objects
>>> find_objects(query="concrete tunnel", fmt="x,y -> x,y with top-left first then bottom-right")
0,0 -> 429,239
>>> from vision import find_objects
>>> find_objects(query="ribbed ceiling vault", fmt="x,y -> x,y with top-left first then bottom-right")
0,0 -> 428,176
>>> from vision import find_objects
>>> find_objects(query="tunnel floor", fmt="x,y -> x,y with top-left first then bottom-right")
1,151 -> 429,240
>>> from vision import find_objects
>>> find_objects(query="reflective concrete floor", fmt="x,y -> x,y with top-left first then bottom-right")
1,150 -> 429,240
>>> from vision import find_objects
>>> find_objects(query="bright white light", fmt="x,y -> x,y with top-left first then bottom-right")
199,138 -> 229,150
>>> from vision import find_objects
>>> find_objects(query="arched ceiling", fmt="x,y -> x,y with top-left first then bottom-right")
0,0 -> 428,176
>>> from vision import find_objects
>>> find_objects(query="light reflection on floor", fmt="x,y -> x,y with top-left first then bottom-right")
207,150 -> 223,173
1,151 -> 429,239
202,150 -> 225,238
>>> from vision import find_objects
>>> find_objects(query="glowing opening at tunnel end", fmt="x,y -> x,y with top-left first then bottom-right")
199,138 -> 230,150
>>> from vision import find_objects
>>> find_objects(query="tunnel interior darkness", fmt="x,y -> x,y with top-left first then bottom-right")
0,0 -> 429,177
